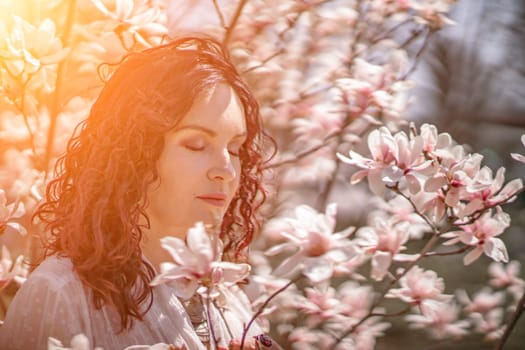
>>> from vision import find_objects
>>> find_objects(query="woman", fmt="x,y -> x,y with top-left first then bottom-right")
0,36 -> 277,350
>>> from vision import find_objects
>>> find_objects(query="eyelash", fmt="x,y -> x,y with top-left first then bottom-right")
184,142 -> 242,157
185,144 -> 205,151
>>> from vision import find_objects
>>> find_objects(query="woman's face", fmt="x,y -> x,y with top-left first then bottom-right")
145,83 -> 247,238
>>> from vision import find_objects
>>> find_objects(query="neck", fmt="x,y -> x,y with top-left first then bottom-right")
141,235 -> 173,272
141,219 -> 188,271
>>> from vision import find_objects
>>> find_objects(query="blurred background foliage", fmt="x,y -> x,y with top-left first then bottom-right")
0,0 -> 524,349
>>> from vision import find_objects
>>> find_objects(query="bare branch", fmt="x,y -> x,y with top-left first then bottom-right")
222,0 -> 248,46
44,0 -> 77,178
212,0 -> 226,29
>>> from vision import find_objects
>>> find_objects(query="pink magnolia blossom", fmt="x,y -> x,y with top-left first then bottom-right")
355,217 -> 411,281
349,316 -> 391,350
423,151 -> 480,208
0,16 -> 69,78
405,300 -> 469,340
488,261 -> 525,289
488,261 -> 525,303
327,313 -> 390,350
281,150 -> 337,185
370,195 -> 429,239
386,266 -> 451,306
0,245 -> 28,291
419,123 -> 453,155
337,126 -> 433,196
456,287 -> 505,314
296,286 -> 345,327
266,204 -> 357,283
463,167 -> 523,215
288,327 -> 347,350
0,149 -> 41,202
412,0 -> 456,29
91,0 -> 167,48
469,309 -> 506,341
337,281 -> 375,320
442,207 -> 510,265
0,189 -> 26,236
150,222 -> 251,300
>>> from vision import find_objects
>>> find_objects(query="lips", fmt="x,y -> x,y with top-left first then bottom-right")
196,193 -> 228,207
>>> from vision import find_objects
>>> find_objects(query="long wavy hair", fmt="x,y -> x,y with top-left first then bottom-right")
33,36 -> 273,331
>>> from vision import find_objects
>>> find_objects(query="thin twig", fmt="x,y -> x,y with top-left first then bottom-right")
18,83 -> 37,157
495,289 -> 525,350
369,305 -> 412,318
390,186 -> 440,234
204,294 -> 220,349
222,0 -> 248,46
44,0 -> 77,179
263,129 -> 341,170
423,246 -> 469,257
242,49 -> 285,74
240,275 -> 303,350
212,0 -> 226,29
398,26 -> 433,80
370,18 -> 412,44
214,299 -> 234,339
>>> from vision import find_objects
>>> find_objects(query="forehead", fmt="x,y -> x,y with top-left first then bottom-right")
176,84 -> 247,134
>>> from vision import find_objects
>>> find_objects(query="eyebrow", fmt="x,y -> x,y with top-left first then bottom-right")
175,125 -> 247,139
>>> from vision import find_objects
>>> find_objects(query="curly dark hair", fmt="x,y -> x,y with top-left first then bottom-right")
33,36 -> 274,331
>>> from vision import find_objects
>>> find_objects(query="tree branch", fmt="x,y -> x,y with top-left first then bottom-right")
222,0 -> 248,46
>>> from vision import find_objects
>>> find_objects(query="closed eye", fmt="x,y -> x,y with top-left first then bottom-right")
228,149 -> 240,157
228,140 -> 245,157
183,138 -> 206,151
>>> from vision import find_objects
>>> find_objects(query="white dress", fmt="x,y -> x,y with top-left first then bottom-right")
0,256 -> 264,350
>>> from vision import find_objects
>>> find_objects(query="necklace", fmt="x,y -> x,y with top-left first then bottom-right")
182,294 -> 210,344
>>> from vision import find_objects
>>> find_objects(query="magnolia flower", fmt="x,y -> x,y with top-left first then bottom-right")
91,0 -> 167,48
288,327 -> 346,350
0,16 -> 69,74
442,207 -> 510,265
346,315 -> 390,350
0,245 -> 29,290
325,311 -> 390,350
150,222 -> 251,300
488,261 -> 525,289
370,195 -> 430,239
48,334 -> 103,350
463,167 -> 523,216
405,300 -> 469,339
412,0 -> 456,29
423,151 -> 480,208
337,126 -> 433,196
0,189 -> 26,236
456,287 -> 505,314
354,218 -> 412,281
419,123 -> 454,155
469,309 -> 506,341
488,261 -> 525,305
295,286 -> 344,327
386,266 -> 451,306
337,281 -> 374,320
266,204 -> 357,283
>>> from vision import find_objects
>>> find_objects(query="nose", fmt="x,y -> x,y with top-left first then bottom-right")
207,149 -> 237,183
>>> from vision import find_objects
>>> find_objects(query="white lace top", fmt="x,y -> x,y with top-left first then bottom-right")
0,256 -> 264,350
